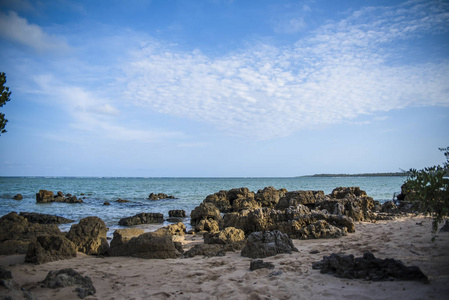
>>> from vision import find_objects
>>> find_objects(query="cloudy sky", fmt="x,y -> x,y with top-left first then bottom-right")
0,0 -> 448,177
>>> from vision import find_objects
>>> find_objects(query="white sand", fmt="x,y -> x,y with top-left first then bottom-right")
1,216 -> 448,300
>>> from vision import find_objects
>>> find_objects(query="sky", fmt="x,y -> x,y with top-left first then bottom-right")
0,0 -> 448,177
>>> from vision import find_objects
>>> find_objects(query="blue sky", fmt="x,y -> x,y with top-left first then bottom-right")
0,0 -> 448,177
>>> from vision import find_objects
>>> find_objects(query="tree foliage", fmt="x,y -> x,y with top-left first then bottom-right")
404,147 -> 449,233
0,72 -> 12,135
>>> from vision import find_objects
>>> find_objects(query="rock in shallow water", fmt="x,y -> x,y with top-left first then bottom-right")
19,212 -> 74,224
118,212 -> 164,226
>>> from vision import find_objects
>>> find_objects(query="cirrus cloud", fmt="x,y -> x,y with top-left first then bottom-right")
123,0 -> 449,139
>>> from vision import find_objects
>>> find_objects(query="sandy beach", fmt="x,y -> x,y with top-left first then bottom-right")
0,215 -> 447,300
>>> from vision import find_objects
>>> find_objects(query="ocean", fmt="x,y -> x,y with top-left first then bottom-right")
0,176 -> 407,236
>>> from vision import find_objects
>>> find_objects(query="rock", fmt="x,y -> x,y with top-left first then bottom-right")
0,268 -> 12,280
317,194 -> 375,222
156,222 -> 186,236
275,190 -> 325,210
116,198 -> 130,203
118,212 -> 164,226
19,212 -> 75,224
190,202 -> 223,232
36,190 -> 83,204
148,193 -> 176,200
110,228 -> 145,248
0,212 -> 61,255
25,235 -> 77,264
155,222 -> 186,243
195,219 -> 220,233
330,187 -> 367,199
66,217 -> 109,255
0,267 -> 34,299
109,231 -> 180,259
204,227 -> 245,245
250,260 -> 275,271
103,201 -> 111,205
169,210 -> 186,218
203,188 -> 257,212
13,194 -> 23,200
440,220 -> 449,232
167,210 -> 186,222
312,252 -> 429,283
183,244 -> 226,258
241,230 -> 298,258
297,220 -> 347,239
255,186 -> 287,208
381,201 -> 398,213
223,206 -> 354,238
36,190 -> 54,203
41,268 -> 96,299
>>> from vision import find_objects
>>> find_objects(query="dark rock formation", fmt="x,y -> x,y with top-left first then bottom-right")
0,212 -> 61,255
103,201 -> 111,205
167,210 -> 186,222
109,231 -> 180,259
110,228 -> 145,248
276,190 -> 325,210
241,230 -> 298,258
184,244 -> 226,257
250,260 -> 275,271
203,187 -> 257,212
194,186 -> 391,241
223,207 -> 354,238
440,220 -> 449,232
330,187 -> 367,199
36,190 -> 83,204
190,202 -> 223,232
148,193 -> 176,200
0,267 -> 34,299
41,268 -> 96,299
381,201 -> 398,213
118,212 -> 164,226
254,186 -> 287,209
25,235 -> 77,264
155,222 -> 186,236
13,194 -> 23,200
297,220 -> 347,239
116,198 -> 130,203
66,217 -> 109,255
169,210 -> 186,218
316,189 -> 375,222
312,252 -> 429,282
204,227 -> 245,245
19,212 -> 74,224
183,244 -> 225,258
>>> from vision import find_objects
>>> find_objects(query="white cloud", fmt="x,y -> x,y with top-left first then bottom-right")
0,11 -> 70,52
273,17 -> 306,34
123,0 -> 449,139
32,74 -> 183,143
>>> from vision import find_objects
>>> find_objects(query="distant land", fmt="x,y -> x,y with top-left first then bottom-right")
300,172 -> 409,178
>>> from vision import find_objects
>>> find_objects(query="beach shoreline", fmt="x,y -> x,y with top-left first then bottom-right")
1,215 -> 448,300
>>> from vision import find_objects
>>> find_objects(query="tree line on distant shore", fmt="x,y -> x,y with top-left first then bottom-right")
300,172 -> 409,178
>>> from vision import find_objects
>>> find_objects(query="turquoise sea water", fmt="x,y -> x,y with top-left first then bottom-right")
0,176 -> 406,235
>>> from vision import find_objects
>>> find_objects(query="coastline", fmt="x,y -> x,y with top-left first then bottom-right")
1,215 -> 448,300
